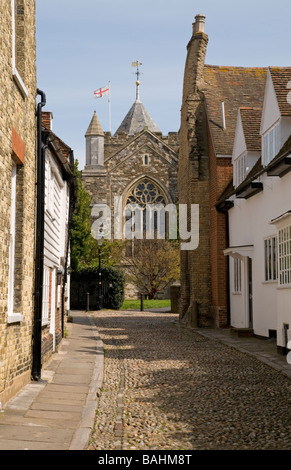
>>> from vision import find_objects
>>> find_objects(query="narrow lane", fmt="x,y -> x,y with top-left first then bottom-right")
89,310 -> 290,451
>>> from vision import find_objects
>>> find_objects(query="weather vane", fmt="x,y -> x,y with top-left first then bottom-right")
131,60 -> 143,100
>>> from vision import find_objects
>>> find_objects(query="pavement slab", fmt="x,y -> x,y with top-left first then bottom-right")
0,311 -> 103,450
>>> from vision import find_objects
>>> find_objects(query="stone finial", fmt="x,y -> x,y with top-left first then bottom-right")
193,14 -> 206,34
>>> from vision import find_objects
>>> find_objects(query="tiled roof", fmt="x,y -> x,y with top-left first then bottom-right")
269,67 -> 291,116
202,65 -> 267,155
240,107 -> 262,151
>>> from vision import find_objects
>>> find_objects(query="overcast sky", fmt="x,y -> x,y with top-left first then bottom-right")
36,0 -> 291,169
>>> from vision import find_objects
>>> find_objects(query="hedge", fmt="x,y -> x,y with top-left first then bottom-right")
70,265 -> 125,310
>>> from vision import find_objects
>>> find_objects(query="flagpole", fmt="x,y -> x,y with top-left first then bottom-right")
108,81 -> 111,134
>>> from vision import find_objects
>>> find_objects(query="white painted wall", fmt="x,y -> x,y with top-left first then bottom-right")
43,149 -> 70,332
260,69 -> 281,135
228,171 -> 291,346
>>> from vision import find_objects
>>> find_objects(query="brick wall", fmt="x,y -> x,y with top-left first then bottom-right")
208,120 -> 232,326
0,0 -> 37,406
178,26 -> 214,326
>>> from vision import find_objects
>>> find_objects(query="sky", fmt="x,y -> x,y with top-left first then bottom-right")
36,0 -> 291,169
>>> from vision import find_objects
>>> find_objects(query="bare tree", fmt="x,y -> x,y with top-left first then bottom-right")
125,239 -> 180,299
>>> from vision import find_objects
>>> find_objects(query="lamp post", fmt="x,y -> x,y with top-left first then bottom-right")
97,236 -> 104,310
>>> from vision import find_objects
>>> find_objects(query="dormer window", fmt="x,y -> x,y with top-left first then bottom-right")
234,152 -> 247,188
262,121 -> 280,166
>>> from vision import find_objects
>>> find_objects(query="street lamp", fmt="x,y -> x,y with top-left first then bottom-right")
97,235 -> 104,310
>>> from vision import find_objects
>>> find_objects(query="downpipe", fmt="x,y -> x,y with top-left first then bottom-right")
32,89 -> 46,381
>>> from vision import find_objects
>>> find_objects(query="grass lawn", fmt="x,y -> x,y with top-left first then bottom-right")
120,298 -> 171,310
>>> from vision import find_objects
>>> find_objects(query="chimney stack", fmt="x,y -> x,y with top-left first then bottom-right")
42,111 -> 53,131
193,14 -> 206,34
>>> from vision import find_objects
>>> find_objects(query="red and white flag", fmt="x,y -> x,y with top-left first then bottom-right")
94,85 -> 110,99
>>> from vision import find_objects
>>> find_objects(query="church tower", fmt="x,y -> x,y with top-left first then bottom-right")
82,63 -> 179,298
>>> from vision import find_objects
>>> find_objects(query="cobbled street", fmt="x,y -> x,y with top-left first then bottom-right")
88,310 -> 290,451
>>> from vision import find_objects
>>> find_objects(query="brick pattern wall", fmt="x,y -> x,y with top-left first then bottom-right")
178,29 -> 214,326
0,0 -> 37,406
208,120 -> 232,326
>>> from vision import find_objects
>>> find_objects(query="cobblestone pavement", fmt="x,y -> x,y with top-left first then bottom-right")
88,310 -> 291,451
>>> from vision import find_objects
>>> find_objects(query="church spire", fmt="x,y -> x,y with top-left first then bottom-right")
132,60 -> 142,102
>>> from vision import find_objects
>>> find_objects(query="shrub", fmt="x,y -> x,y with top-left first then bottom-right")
71,265 -> 125,310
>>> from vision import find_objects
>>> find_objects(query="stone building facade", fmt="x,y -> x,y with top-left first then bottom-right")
82,84 -> 179,298
0,0 -> 37,406
178,15 -> 267,327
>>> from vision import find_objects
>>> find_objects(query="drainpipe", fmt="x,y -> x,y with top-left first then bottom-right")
32,89 -> 46,381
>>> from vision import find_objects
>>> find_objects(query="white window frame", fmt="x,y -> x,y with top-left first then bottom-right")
264,236 -> 278,282
11,0 -> 28,97
262,121 -> 280,166
7,164 -> 24,324
278,225 -> 291,286
234,152 -> 247,188
42,267 -> 50,325
8,164 -> 17,320
233,258 -> 242,293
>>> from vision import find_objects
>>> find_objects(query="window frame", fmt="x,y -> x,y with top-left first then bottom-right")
233,258 -> 242,294
234,151 -> 247,188
278,225 -> 291,287
11,0 -> 28,97
7,164 -> 17,320
264,236 -> 278,282
262,121 -> 280,166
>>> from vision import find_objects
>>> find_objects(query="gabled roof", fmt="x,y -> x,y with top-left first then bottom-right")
202,65 -> 267,155
269,67 -> 291,116
105,128 -> 178,168
115,98 -> 161,136
240,107 -> 262,151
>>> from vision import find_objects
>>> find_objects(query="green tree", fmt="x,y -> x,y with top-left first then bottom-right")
70,160 -> 98,270
70,160 -> 125,270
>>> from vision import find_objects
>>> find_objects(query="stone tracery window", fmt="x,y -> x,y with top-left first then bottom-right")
126,179 -> 166,207
125,179 -> 168,255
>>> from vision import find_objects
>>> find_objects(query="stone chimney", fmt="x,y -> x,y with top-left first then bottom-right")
41,111 -> 53,130
192,14 -> 206,34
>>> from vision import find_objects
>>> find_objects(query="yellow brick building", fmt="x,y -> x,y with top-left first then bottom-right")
0,0 -> 37,406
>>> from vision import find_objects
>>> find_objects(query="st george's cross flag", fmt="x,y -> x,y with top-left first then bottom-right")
94,85 -> 110,99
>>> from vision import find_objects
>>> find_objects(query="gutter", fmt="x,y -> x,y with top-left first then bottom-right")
32,89 -> 46,381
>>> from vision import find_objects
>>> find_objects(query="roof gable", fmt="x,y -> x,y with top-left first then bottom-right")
269,67 -> 291,116
260,68 -> 281,134
232,108 -> 246,160
105,129 -> 178,173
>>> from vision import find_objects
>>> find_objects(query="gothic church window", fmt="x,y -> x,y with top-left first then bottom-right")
125,179 -> 168,256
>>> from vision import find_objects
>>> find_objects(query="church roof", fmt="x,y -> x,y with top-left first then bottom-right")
115,98 -> 161,136
85,111 -> 104,137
